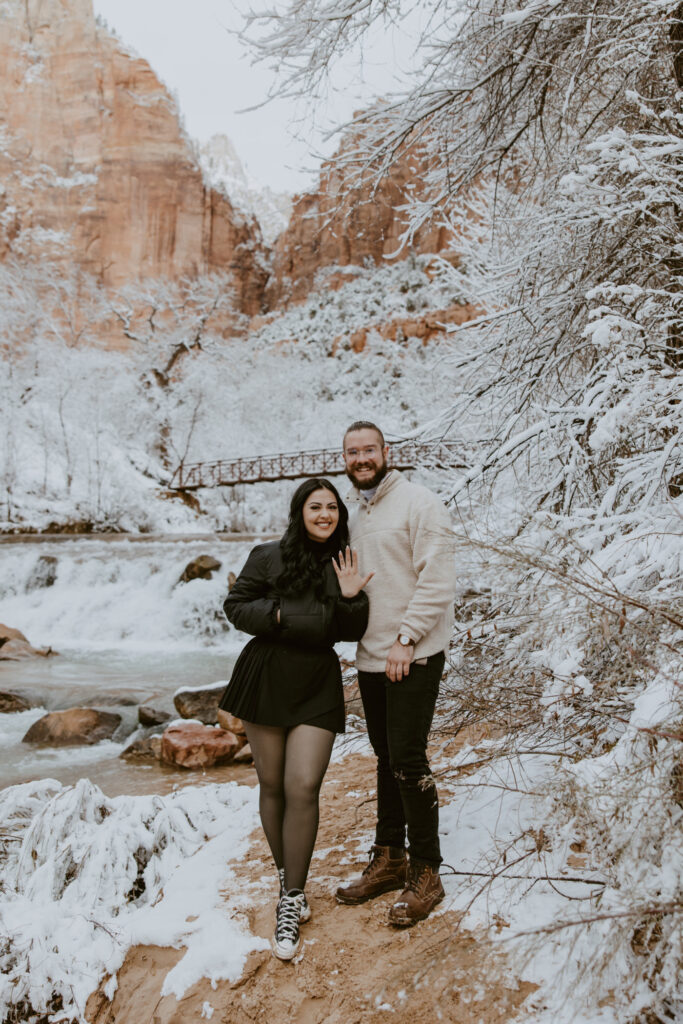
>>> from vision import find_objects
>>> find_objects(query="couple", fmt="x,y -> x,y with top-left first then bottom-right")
220,421 -> 454,960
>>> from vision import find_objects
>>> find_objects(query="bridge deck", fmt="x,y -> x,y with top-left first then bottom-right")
170,441 -> 467,490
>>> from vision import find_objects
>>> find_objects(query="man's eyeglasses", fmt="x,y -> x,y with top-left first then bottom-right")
345,446 -> 381,458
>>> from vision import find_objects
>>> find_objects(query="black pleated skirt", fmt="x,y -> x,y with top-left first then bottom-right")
219,636 -> 345,734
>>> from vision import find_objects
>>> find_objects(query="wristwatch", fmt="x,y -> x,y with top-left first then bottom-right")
398,634 -> 414,647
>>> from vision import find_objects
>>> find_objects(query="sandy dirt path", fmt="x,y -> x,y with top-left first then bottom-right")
86,745 -> 535,1024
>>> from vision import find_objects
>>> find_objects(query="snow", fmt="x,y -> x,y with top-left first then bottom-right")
0,778 -> 268,1021
438,753 -> 578,931
174,680 -> 230,696
630,676 -> 679,729
0,256 -> 463,537
199,134 -> 292,245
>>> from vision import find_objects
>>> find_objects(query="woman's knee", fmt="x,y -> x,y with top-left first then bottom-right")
259,775 -> 285,802
284,773 -> 321,806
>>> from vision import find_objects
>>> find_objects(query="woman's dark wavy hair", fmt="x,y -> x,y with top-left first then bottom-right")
277,478 -> 350,597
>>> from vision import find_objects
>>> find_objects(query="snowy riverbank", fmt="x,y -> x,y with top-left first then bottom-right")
0,778 -> 268,1021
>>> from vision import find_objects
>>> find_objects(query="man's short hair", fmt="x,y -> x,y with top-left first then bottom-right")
343,421 -> 385,448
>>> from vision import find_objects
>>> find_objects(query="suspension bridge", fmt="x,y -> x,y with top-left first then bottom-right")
169,440 -> 469,490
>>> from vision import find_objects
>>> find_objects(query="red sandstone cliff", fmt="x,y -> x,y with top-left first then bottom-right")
0,0 -> 267,315
266,131 -> 452,308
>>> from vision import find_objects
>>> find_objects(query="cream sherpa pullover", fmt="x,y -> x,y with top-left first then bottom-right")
348,470 -> 455,672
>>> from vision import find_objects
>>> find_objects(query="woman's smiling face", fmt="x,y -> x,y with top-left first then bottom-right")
302,488 -> 340,543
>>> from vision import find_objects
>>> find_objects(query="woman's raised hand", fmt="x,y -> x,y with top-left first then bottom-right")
332,546 -> 374,598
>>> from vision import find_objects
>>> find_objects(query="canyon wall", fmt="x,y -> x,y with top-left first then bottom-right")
0,0 -> 457,329
266,133 -> 452,308
0,0 -> 267,315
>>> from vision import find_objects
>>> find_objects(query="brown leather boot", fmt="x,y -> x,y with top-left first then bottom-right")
387,859 -> 445,926
335,845 -> 407,905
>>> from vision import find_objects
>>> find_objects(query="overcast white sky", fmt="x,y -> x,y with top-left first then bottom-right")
91,0 -> 420,195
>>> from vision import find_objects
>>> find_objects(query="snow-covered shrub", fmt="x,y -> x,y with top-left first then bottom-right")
0,778 -> 264,1023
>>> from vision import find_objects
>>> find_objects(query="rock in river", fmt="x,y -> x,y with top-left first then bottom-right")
160,722 -> 240,769
173,682 -> 227,725
0,624 -> 29,644
23,708 -> 122,746
120,734 -> 163,762
138,705 -> 172,728
0,624 -> 53,660
177,555 -> 222,584
233,742 -> 253,764
26,555 -> 58,591
217,708 -> 246,736
0,690 -> 35,713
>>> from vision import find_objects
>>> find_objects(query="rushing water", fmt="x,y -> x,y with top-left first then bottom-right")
0,535 -> 269,795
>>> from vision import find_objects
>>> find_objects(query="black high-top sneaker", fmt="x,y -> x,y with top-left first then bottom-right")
278,867 -> 311,922
272,889 -> 306,961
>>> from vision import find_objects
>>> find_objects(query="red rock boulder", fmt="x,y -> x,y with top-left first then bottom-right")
216,709 -> 247,736
0,624 -> 53,660
233,743 -> 253,765
0,624 -> 28,644
160,722 -> 240,770
22,708 -> 121,746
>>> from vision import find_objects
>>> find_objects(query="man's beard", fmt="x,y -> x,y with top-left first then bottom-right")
346,460 -> 388,490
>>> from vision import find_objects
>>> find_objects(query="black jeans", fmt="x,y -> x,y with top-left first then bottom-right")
358,651 -> 444,867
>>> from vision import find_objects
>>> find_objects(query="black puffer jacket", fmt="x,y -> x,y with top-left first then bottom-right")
224,541 -> 369,647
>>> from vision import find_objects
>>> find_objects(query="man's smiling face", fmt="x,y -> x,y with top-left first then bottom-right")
343,428 -> 389,490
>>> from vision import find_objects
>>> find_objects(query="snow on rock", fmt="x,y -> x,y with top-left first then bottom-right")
199,134 -> 292,246
174,681 -> 229,695
172,682 -> 228,726
0,777 -> 267,1022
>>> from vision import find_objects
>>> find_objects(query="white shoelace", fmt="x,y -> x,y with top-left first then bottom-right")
276,893 -> 302,942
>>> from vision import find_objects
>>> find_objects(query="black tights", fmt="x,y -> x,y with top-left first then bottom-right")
243,721 -> 335,892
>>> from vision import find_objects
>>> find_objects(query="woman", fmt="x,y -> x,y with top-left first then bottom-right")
220,478 -> 372,960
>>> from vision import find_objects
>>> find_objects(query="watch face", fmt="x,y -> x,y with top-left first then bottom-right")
399,635 -> 411,646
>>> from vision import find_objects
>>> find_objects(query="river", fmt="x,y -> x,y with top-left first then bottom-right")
0,534 -> 271,795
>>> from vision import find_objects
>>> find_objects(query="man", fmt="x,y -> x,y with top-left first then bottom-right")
336,421 -> 455,926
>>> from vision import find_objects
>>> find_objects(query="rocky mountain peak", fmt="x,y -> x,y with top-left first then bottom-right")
199,134 -> 292,247
0,0 -> 268,316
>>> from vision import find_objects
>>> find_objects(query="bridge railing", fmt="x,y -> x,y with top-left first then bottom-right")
170,440 -> 468,490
